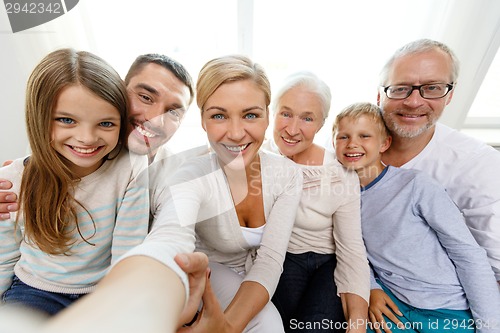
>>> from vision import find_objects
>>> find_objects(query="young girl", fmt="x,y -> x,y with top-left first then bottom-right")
0,48 -> 149,316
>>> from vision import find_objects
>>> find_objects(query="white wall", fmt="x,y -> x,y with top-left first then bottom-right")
1,0 -> 499,164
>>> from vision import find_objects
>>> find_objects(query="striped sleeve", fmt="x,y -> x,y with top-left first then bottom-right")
110,176 -> 150,264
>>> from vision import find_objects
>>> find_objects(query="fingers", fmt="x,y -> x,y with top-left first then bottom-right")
175,253 -> 209,327
0,190 -> 18,220
369,289 -> 406,332
384,295 -> 403,317
201,273 -> 219,309
182,275 -> 227,333
0,179 -> 14,190
369,304 -> 404,333
177,276 -> 220,333
175,252 -> 209,276
380,295 -> 403,329
369,308 -> 391,333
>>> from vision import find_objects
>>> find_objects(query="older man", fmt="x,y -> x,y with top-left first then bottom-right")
368,39 -> 500,332
378,39 -> 500,283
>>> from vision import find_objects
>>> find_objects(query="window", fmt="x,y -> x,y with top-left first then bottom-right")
1,0 -> 499,162
463,47 -> 500,146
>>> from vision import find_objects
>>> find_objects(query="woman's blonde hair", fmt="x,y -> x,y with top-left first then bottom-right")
19,48 -> 128,254
196,55 -> 271,112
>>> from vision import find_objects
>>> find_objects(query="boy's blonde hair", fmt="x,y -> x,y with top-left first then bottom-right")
332,102 -> 391,139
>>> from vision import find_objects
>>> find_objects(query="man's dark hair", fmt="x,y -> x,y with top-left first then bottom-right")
125,54 -> 194,104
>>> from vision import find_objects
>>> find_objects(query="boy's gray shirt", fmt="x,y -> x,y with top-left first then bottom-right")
361,166 -> 499,330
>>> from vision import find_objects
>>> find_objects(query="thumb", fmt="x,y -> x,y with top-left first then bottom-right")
201,271 -> 220,310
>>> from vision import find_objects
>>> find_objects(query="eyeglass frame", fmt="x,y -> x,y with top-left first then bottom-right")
382,83 -> 454,100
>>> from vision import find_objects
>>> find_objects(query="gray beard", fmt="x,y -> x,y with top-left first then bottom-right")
383,114 -> 437,139
390,122 -> 431,138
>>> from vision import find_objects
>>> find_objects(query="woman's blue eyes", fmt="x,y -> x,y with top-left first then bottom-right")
211,113 -> 259,120
244,113 -> 257,119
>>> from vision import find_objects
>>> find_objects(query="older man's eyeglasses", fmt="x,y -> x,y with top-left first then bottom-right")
382,83 -> 454,100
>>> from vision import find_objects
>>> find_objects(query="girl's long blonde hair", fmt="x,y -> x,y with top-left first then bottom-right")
19,48 -> 129,254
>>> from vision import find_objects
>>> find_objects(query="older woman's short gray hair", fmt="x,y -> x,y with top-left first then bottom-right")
272,71 -> 332,120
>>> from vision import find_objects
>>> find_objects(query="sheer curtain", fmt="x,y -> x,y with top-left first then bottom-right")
0,0 -> 499,162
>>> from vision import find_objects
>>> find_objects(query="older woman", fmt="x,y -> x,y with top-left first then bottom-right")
265,72 -> 370,333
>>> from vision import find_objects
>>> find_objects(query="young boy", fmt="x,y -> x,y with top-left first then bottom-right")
332,102 -> 499,333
